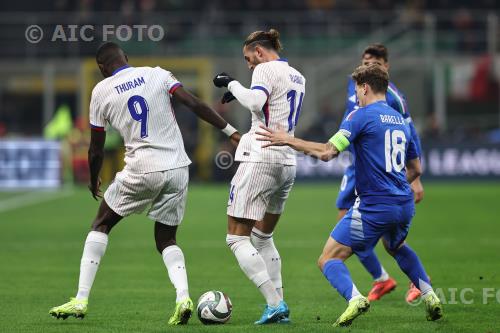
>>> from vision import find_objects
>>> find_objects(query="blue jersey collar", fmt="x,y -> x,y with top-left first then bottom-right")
112,64 -> 131,75
276,58 -> 288,62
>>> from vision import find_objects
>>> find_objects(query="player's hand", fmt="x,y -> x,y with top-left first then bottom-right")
256,125 -> 290,148
213,72 -> 235,88
229,131 -> 241,147
411,177 -> 424,204
221,91 -> 236,104
88,178 -> 103,201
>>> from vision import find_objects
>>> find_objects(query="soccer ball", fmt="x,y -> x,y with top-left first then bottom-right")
197,290 -> 232,324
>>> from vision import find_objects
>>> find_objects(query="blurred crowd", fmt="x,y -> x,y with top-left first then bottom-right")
2,0 -> 499,12
0,0 -> 495,57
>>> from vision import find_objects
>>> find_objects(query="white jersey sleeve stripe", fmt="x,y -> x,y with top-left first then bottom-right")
387,85 -> 407,115
251,85 -> 270,98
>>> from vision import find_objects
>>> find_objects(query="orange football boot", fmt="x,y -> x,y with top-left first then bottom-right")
367,277 -> 397,301
406,282 -> 422,303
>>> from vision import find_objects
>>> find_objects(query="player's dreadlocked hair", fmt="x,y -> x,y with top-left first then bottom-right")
244,29 -> 283,53
351,64 -> 389,94
363,43 -> 388,62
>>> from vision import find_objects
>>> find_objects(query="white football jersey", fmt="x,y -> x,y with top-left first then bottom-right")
89,66 -> 191,173
236,59 -> 305,165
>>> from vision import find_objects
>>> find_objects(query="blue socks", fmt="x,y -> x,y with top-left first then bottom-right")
358,251 -> 384,280
322,259 -> 360,301
394,244 -> 431,293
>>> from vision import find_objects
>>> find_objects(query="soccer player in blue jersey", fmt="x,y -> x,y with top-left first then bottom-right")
257,64 -> 443,326
339,44 -> 424,302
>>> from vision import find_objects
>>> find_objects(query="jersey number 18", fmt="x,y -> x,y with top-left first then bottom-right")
384,129 -> 406,173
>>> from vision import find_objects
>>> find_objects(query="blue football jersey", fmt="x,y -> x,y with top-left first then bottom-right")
344,78 -> 421,156
338,100 -> 419,204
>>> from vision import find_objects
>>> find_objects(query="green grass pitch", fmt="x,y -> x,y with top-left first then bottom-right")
1,182 -> 499,333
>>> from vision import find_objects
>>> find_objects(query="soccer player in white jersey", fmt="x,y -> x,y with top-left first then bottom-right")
49,42 -> 240,325
213,29 -> 305,324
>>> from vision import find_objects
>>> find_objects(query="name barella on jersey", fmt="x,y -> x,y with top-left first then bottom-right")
345,78 -> 421,156
89,66 -> 191,173
330,101 -> 419,204
236,59 -> 306,165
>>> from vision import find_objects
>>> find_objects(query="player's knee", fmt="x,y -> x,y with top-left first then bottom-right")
384,239 -> 404,256
317,255 -> 325,270
226,234 -> 250,252
317,253 -> 333,271
250,228 -> 273,250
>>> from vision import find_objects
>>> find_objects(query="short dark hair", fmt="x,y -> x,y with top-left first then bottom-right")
96,42 -> 123,65
351,64 -> 389,94
244,28 -> 283,52
363,43 -> 388,63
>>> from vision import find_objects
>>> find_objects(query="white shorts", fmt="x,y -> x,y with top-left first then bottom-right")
104,167 -> 189,226
227,162 -> 296,221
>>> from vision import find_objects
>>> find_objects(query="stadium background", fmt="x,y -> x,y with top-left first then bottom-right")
0,1 -> 499,332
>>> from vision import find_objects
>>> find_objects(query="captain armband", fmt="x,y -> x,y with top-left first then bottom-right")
329,132 -> 350,152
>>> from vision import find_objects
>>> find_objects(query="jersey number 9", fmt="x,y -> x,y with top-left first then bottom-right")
127,95 -> 149,138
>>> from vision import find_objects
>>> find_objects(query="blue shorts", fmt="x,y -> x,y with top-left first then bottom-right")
336,165 -> 356,210
331,197 -> 415,256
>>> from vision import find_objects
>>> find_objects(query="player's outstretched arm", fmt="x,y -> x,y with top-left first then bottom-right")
406,158 -> 422,184
172,87 -> 241,144
88,129 -> 106,200
256,125 -> 339,162
213,72 -> 267,113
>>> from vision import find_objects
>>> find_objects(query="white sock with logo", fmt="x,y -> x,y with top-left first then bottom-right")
162,245 -> 190,303
251,228 -> 283,299
226,234 -> 281,307
76,231 -> 108,300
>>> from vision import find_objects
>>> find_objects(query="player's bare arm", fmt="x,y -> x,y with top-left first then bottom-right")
256,125 -> 339,162
173,86 -> 241,145
406,158 -> 422,184
88,129 -> 106,200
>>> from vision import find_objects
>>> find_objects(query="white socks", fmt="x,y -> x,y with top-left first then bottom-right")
419,278 -> 433,297
162,245 -> 190,303
76,231 -> 108,300
374,267 -> 390,282
75,232 -> 189,303
351,284 -> 362,299
226,234 -> 281,307
251,228 -> 283,299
